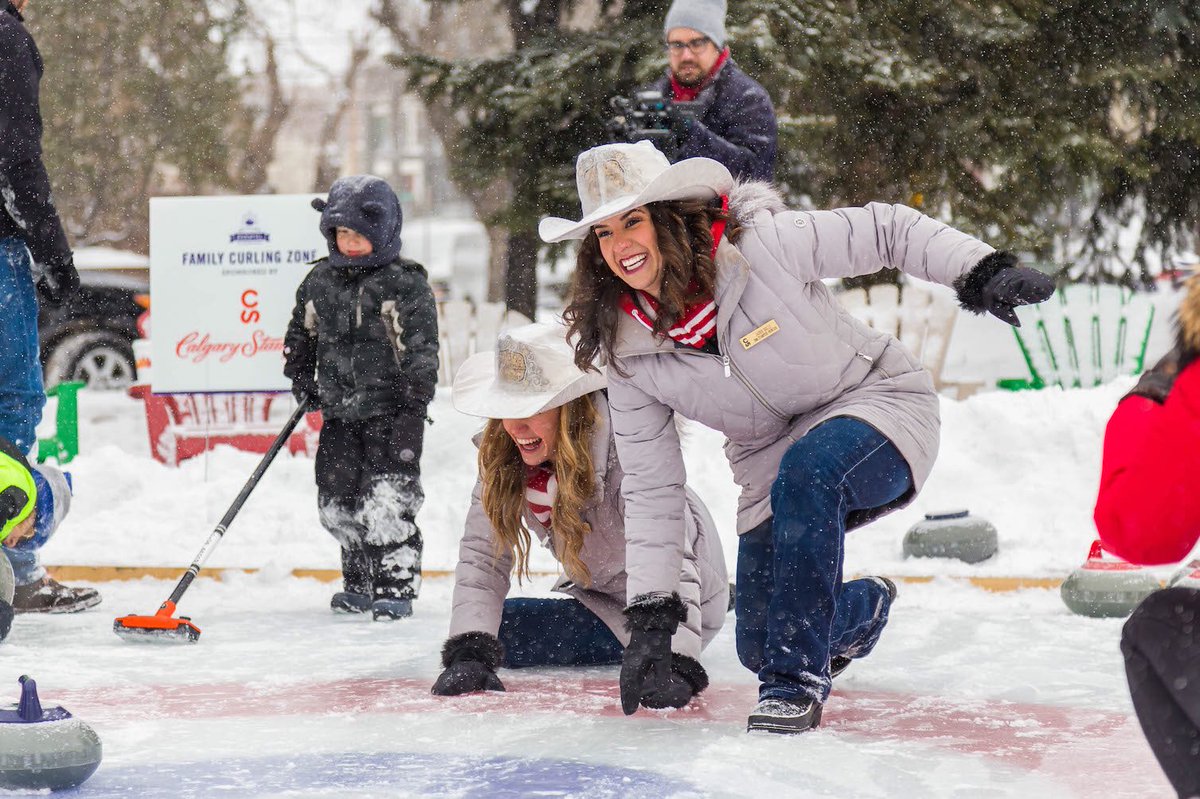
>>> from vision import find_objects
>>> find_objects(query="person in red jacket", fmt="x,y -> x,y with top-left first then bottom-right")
1094,274 -> 1200,798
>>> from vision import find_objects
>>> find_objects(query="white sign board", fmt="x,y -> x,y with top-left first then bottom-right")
149,195 -> 326,392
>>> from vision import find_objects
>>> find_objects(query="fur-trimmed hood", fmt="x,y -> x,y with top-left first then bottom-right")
727,180 -> 788,226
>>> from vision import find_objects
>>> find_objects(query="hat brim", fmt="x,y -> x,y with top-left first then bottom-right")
451,351 -> 607,419
539,157 -> 734,243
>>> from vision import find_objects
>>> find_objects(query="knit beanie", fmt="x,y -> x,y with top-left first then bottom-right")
312,175 -> 404,269
0,437 -> 35,545
663,0 -> 727,49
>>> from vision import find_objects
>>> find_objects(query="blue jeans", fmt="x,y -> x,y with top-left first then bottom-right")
498,598 -> 624,668
735,417 -> 913,703
0,238 -> 45,586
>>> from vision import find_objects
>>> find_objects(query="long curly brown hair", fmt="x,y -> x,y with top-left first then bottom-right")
476,393 -> 599,586
563,198 -> 740,375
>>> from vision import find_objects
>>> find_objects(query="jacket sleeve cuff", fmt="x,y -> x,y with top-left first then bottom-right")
623,592 -> 688,633
953,251 -> 1017,314
440,631 -> 504,670
671,653 -> 709,694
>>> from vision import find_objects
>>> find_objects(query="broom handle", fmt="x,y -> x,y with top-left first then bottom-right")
163,400 -> 311,608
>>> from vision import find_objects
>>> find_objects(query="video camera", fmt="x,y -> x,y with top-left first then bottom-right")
607,89 -> 700,161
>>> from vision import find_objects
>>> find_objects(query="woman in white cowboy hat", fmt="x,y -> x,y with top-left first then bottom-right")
540,140 -> 1056,733
432,322 -> 727,711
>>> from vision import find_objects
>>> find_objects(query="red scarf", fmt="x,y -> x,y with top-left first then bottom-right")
670,47 -> 730,102
619,196 -> 727,350
525,463 -> 557,530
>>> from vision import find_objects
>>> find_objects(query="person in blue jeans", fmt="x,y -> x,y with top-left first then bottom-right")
432,323 -> 727,707
541,142 -> 1054,732
1,0 -> 99,613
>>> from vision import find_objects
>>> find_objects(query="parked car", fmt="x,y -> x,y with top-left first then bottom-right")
39,247 -> 149,390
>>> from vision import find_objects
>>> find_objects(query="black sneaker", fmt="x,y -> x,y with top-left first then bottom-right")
747,698 -> 823,734
11,577 -> 101,614
371,598 -> 413,621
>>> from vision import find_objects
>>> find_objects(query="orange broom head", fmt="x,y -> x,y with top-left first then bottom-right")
113,601 -> 201,643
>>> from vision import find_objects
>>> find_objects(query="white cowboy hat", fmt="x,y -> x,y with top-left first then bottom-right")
452,322 -> 607,419
538,141 -> 734,243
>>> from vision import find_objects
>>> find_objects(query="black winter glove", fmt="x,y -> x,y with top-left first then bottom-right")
35,255 -> 80,307
953,251 -> 1055,327
0,601 -> 11,644
1124,347 -> 1182,405
619,593 -> 699,714
665,102 -> 696,141
431,631 -> 506,696
291,374 -> 319,411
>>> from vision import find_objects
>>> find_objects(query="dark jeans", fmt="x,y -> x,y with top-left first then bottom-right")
736,417 -> 912,703
498,597 -> 623,669
1,238 -> 45,586
315,413 -> 425,600
1122,588 -> 1200,798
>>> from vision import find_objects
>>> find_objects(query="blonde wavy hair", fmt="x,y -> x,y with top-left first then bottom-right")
477,393 -> 599,586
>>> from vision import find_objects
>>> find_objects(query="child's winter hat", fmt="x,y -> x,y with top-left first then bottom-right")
0,437 -> 35,545
663,0 -> 727,49
312,175 -> 404,269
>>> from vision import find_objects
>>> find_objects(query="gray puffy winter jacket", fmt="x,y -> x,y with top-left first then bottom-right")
448,391 -> 728,659
607,182 -> 996,601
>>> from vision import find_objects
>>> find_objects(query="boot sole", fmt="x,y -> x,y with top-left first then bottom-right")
747,703 -> 823,734
13,593 -> 103,615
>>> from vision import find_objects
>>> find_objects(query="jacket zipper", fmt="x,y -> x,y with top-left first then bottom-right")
716,342 -> 789,421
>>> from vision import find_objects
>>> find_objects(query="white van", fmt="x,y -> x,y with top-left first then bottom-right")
400,217 -> 489,304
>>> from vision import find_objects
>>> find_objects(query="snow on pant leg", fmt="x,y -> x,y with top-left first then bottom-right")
734,517 -> 773,673
356,413 -> 425,601
314,417 -> 370,556
759,417 -> 912,704
1122,587 -> 1200,797
498,597 -> 624,668
0,238 -> 44,455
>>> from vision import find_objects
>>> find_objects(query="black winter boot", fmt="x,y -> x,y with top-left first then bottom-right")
365,539 -> 421,621
12,576 -> 101,614
330,547 -> 371,614
747,698 -> 823,734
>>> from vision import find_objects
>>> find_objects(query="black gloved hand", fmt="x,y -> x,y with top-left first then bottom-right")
431,631 -> 506,696
35,255 -> 80,307
953,251 -> 1055,327
639,653 -> 709,709
619,593 -> 691,715
1124,347 -> 1182,405
664,103 -> 695,140
291,374 -> 319,410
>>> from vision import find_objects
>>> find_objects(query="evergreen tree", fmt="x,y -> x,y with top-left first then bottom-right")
404,0 -> 1200,294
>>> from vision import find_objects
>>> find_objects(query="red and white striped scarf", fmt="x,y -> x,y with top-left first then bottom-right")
525,463 -> 557,529
618,196 -> 727,350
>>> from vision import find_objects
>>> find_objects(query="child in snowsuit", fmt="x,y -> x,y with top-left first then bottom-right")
0,434 -> 78,641
283,175 -> 439,621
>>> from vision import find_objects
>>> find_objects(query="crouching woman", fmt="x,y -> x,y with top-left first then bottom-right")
432,323 -> 728,712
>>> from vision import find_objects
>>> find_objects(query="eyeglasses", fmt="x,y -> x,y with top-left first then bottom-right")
665,36 -> 712,54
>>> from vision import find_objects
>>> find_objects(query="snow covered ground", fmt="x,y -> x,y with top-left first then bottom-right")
0,287 -> 1189,797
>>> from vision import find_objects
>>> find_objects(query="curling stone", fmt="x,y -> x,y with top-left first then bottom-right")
1060,540 -> 1161,618
902,510 -> 998,564
0,675 -> 102,791
1168,558 -> 1200,589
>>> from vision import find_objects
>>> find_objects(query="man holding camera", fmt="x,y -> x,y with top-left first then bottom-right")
649,0 -> 777,181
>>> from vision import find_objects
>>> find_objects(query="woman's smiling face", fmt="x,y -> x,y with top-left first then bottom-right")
501,407 -> 561,467
593,206 -> 664,298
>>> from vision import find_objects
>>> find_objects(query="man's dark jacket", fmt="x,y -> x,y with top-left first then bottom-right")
0,2 -> 72,273
652,59 -> 777,182
283,258 -> 440,421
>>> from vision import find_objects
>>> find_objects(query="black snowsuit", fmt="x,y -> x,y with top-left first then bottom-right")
284,176 -> 439,602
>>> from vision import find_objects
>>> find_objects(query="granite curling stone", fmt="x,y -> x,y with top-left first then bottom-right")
902,510 -> 999,564
0,675 -> 102,791
1060,540 -> 1161,618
